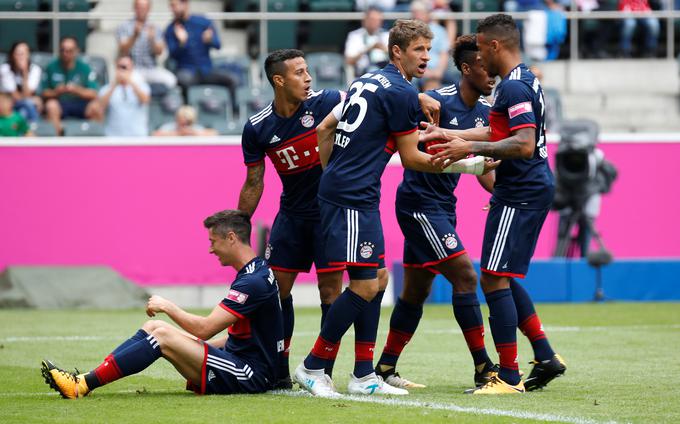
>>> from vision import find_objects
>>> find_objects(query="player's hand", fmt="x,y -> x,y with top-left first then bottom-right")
482,158 -> 501,175
417,94 -> 440,126
146,295 -> 172,317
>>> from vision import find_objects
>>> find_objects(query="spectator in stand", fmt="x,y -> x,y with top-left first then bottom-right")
117,0 -> 177,91
164,0 -> 237,107
431,0 -> 459,52
354,0 -> 396,11
40,36 -> 101,135
410,1 -> 453,84
153,105 -> 217,136
0,41 -> 43,123
97,55 -> 151,137
618,0 -> 659,58
344,7 -> 390,77
0,92 -> 31,136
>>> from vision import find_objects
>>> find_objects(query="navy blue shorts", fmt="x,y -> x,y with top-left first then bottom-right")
265,210 -> 345,274
186,343 -> 271,395
396,207 -> 466,272
480,200 -> 549,279
319,199 -> 385,279
58,98 -> 89,119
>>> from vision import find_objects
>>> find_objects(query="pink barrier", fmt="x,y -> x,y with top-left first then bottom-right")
1,141 -> 678,285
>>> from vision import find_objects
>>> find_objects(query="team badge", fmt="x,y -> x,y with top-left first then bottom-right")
227,289 -> 249,304
300,112 -> 315,128
359,241 -> 375,259
475,117 -> 485,128
264,243 -> 272,260
442,233 -> 458,250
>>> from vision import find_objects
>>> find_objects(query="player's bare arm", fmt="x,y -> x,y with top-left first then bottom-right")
477,171 -> 495,194
420,121 -> 490,141
427,126 -> 535,165
417,93 -> 441,125
237,163 -> 265,216
398,131 -> 499,175
146,294 -> 237,340
316,111 -> 339,169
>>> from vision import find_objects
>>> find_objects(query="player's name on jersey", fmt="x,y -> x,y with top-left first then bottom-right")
334,133 -> 351,148
360,72 -> 392,89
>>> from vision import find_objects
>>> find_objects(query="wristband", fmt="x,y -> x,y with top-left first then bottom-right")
443,156 -> 485,175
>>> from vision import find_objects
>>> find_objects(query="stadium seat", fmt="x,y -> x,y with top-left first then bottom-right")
62,119 -> 105,137
268,0 -> 299,50
0,52 -> 6,64
236,85 -> 274,126
187,85 -> 238,133
31,51 -> 54,70
81,54 -> 108,87
212,55 -> 252,88
0,0 -> 39,52
55,0 -> 90,51
149,87 -> 183,132
305,52 -> 345,90
32,120 -> 57,137
300,0 -> 352,52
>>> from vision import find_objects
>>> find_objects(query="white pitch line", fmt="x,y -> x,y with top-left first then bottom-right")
272,389 -> 618,424
4,387 -> 615,424
2,324 -> 679,343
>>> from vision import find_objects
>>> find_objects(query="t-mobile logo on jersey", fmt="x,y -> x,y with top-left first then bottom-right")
275,146 -> 300,170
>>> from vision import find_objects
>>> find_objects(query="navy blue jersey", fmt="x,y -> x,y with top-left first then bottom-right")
489,63 -> 554,209
242,89 -> 343,218
219,257 -> 283,381
318,64 -> 419,211
397,83 -> 491,214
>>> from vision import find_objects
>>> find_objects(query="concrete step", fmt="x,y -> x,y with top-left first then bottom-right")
540,59 -> 679,95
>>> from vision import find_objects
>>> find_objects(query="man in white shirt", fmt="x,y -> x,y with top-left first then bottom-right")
344,7 -> 390,77
97,55 -> 151,136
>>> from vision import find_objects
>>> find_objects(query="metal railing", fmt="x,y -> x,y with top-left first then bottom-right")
1,7 -> 679,61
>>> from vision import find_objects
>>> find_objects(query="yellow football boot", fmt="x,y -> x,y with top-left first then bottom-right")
41,359 -> 90,399
466,375 -> 525,394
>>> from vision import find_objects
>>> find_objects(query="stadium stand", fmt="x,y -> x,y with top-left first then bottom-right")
149,86 -> 184,132
305,52 -> 346,89
0,0 -> 40,52
81,54 -> 109,87
32,119 -> 58,136
187,84 -> 238,134
62,119 -> 105,137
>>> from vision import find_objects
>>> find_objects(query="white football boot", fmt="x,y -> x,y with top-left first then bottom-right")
347,372 -> 409,395
293,363 -> 341,398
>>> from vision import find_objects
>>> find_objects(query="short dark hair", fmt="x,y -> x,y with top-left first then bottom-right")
264,49 -> 305,87
452,34 -> 478,72
388,19 -> 433,60
476,13 -> 520,49
203,210 -> 252,245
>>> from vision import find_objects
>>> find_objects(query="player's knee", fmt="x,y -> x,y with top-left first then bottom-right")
150,326 -> 175,348
452,267 -> 478,294
480,273 -> 505,293
318,283 -> 340,304
142,319 -> 167,333
402,283 -> 430,305
377,268 -> 389,291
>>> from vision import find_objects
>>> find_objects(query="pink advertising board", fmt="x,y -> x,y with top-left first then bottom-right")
1,138 -> 678,285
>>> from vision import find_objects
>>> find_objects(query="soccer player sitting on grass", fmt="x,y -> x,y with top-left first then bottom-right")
41,210 -> 284,398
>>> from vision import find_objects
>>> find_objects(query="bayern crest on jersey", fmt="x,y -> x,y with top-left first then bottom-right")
300,112 -> 315,128
264,243 -> 272,260
359,241 -> 375,259
475,116 -> 485,128
442,233 -> 458,250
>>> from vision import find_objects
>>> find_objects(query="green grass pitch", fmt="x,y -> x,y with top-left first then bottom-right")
1,303 -> 679,423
